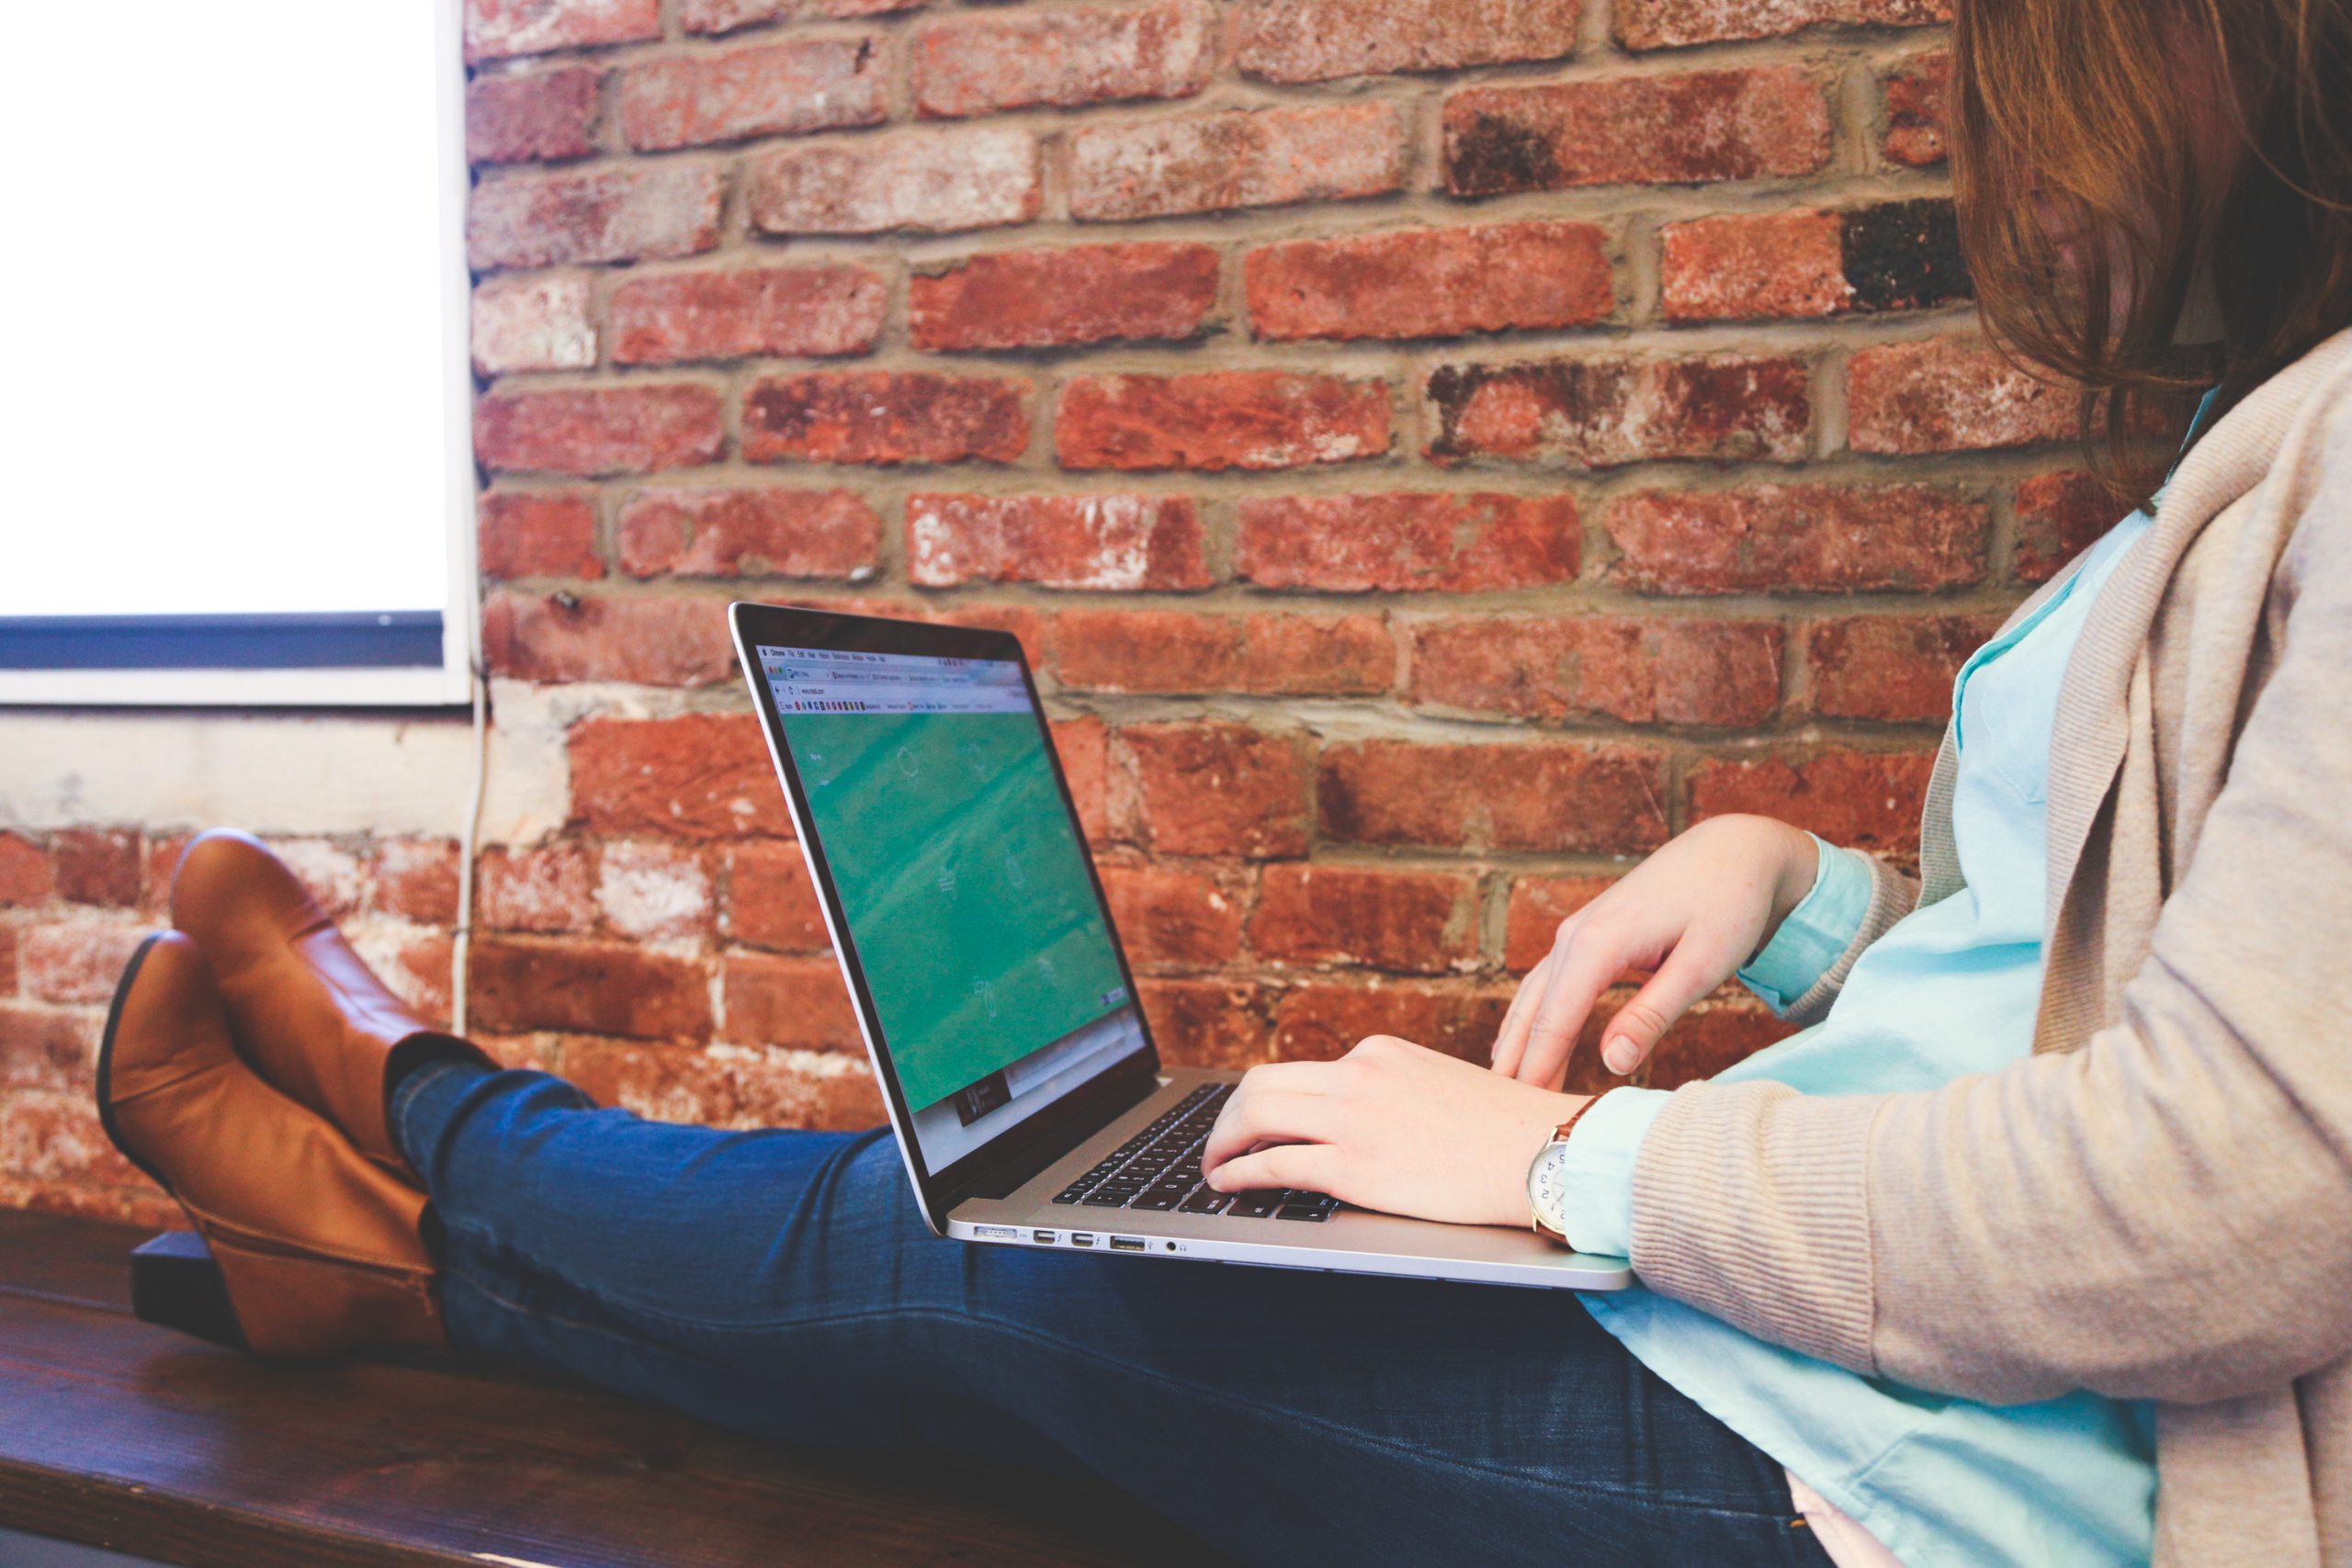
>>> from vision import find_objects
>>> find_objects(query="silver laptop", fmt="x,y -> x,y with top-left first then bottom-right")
731,602 -> 1630,1292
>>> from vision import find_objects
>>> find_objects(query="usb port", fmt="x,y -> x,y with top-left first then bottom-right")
1069,1233 -> 1094,1247
1032,1230 -> 1056,1245
1109,1236 -> 1145,1253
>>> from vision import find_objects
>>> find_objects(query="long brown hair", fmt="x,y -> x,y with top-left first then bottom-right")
1950,0 -> 2352,509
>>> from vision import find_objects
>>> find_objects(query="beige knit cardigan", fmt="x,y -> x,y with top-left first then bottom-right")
1629,321 -> 2352,1568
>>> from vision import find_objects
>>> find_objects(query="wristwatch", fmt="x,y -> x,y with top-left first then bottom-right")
1525,1090 -> 1617,1247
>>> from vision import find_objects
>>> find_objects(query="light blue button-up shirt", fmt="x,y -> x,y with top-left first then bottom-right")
1551,386 -> 2222,1567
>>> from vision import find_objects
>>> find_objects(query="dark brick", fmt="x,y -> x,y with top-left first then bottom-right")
1840,197 -> 1971,313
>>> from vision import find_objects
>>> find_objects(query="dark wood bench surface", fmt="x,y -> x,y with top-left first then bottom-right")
0,1209 -> 1234,1568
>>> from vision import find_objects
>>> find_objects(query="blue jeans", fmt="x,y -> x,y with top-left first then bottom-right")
393,1060 -> 1835,1568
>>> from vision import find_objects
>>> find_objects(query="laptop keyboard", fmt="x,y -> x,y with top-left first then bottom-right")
1049,1083 -> 1340,1223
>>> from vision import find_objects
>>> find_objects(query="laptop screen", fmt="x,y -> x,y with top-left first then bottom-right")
754,641 -> 1149,1169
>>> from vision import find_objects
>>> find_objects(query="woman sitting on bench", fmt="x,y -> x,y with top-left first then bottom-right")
88,0 -> 2352,1563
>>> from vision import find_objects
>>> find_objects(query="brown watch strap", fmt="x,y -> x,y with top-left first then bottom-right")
1531,1089 -> 1618,1245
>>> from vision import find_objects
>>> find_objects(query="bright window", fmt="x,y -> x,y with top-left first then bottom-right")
0,0 -> 474,706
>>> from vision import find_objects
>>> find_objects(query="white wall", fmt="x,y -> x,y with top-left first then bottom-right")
0,682 -> 624,846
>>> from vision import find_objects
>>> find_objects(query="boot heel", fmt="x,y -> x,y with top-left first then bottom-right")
130,1231 -> 247,1350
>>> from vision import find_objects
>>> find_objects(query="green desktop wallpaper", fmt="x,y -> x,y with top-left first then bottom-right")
782,708 -> 1128,1111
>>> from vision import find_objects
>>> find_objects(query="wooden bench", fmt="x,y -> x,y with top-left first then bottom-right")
0,1208 -> 1232,1568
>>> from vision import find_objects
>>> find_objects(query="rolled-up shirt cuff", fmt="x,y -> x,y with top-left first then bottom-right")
1553,1086 -> 1672,1258
1736,836 -> 1874,1016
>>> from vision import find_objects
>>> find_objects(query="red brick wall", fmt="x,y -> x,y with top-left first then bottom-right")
6,0 -> 2122,1223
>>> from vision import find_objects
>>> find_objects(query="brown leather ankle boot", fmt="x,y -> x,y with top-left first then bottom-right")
167,829 -> 492,1179
96,931 -> 448,1360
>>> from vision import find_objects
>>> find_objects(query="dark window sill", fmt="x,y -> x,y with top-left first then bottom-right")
0,612 -> 445,671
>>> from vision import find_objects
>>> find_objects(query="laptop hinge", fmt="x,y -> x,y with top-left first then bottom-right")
944,1059 -> 1159,1205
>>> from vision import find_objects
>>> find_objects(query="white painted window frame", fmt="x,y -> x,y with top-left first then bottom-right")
0,0 -> 476,712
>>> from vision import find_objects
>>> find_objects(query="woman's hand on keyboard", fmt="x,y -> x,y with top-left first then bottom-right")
1199,1034 -> 1582,1227
1488,814 -> 1817,1089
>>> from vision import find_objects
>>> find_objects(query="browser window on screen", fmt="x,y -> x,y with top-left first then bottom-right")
760,646 -> 1147,1168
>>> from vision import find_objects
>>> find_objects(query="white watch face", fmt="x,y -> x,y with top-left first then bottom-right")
1527,1139 -> 1573,1230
